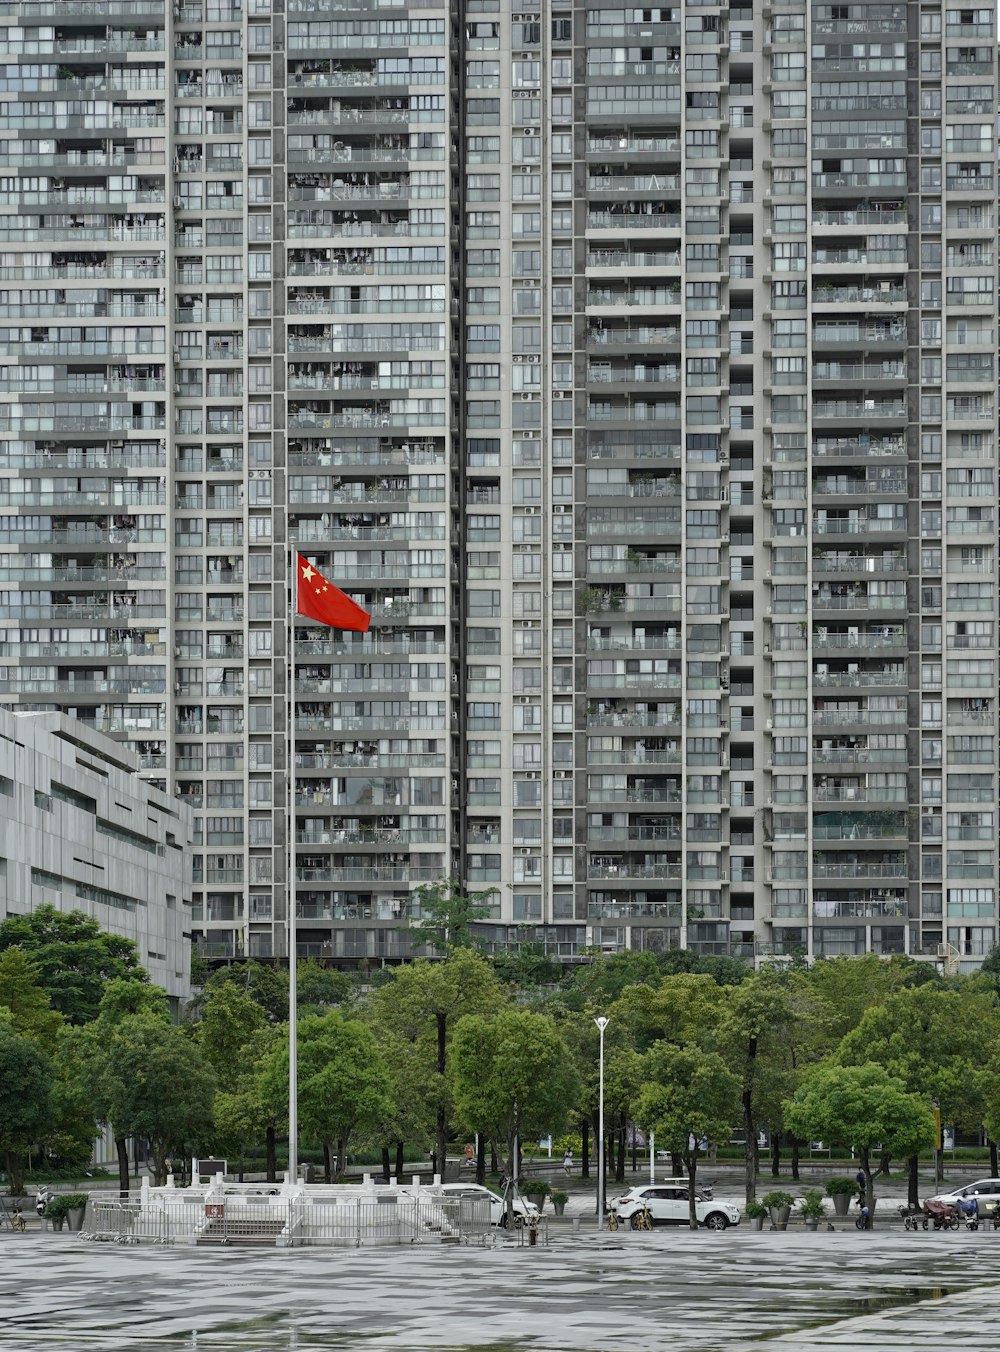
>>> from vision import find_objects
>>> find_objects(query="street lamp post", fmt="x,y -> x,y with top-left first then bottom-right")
595,1015 -> 609,1231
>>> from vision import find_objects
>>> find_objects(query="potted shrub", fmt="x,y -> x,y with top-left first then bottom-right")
44,1193 -> 89,1233
745,1199 -> 768,1231
524,1179 -> 550,1211
550,1190 -> 569,1217
825,1177 -> 857,1218
761,1190 -> 795,1231
798,1190 -> 827,1231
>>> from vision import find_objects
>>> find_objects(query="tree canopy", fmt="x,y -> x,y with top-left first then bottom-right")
0,904 -> 147,1024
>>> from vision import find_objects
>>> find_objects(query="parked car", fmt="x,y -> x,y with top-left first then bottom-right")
434,1182 -> 539,1228
611,1181 -> 741,1230
927,1178 -> 1000,1217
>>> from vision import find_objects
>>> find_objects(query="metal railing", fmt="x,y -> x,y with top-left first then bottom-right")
84,1191 -> 492,1248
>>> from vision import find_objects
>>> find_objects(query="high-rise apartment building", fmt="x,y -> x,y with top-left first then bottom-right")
0,0 -> 996,969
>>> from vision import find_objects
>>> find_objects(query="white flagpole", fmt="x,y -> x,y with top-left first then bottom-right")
288,545 -> 299,1185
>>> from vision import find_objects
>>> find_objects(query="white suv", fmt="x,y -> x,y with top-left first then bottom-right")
435,1182 -> 539,1228
612,1181 -> 741,1230
927,1177 -> 1000,1217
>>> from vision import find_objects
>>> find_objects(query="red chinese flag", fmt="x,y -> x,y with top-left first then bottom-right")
295,553 -> 370,633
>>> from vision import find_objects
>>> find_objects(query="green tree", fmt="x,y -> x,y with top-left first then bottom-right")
103,1014 -> 217,1184
196,984 -> 266,1094
785,1062 -> 935,1219
297,958 -> 353,1010
73,980 -> 173,1194
802,954 -> 930,1045
197,960 -> 289,1021
718,971 -> 796,1204
213,1024 -> 283,1181
0,1021 -> 52,1195
0,947 -> 63,1051
636,1044 -> 741,1228
411,877 -> 498,954
451,1008 -> 579,1223
839,984 -> 998,1199
611,972 -> 721,1054
260,1011 -> 392,1178
367,950 -> 503,1173
0,904 -> 147,1024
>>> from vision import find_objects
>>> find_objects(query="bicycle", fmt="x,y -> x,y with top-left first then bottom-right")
631,1201 -> 653,1232
0,1198 -> 25,1233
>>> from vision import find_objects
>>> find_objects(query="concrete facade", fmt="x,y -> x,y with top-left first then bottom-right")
0,1 -> 996,969
0,709 -> 193,1004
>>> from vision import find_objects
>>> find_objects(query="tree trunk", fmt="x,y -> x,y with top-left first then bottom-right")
490,1139 -> 499,1174
504,1123 -> 517,1227
686,1154 -> 699,1230
266,1125 -> 277,1183
116,1136 -> 130,1199
770,1137 -> 781,1177
381,1146 -> 391,1183
743,1034 -> 757,1204
435,1009 -> 448,1180
476,1133 -> 486,1186
615,1114 -> 625,1183
671,1150 -> 684,1178
860,1147 -> 874,1229
395,1140 -> 404,1182
5,1150 -> 26,1199
336,1137 -> 347,1179
238,1155 -> 245,1183
323,1139 -> 333,1184
790,1137 -> 800,1182
907,1153 -> 920,1208
991,1138 -> 998,1177
631,1124 -> 637,1174
581,1118 -> 590,1179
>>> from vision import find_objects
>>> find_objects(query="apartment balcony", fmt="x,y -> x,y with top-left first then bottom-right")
812,587 -> 906,614
811,399 -> 906,423
586,625 -> 681,650
811,666 -> 906,689
586,744 -> 682,767
811,511 -> 907,537
812,784 -> 907,805
588,900 -> 682,921
812,435 -> 905,459
812,859 -> 908,881
812,361 -> 905,384
812,706 -> 906,728
811,743 -> 907,765
812,206 -> 907,228
811,283 -> 906,306
587,324 -> 681,348
811,551 -> 906,576
813,897 -> 909,919
586,362 -> 680,386
812,813 -> 906,841
287,104 -> 412,128
586,703 -> 679,729
812,319 -> 906,347
587,860 -> 682,881
587,553 -> 680,577
587,285 -> 681,309
812,473 -> 907,498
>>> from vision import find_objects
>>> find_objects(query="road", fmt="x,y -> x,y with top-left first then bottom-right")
2,1227 -> 999,1351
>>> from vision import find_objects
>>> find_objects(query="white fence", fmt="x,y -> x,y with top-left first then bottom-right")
83,1186 -> 493,1248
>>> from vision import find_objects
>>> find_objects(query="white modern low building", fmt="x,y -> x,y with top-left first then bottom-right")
0,709 -> 193,1009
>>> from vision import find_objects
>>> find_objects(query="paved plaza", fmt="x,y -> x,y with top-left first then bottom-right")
2,1229 -> 1000,1352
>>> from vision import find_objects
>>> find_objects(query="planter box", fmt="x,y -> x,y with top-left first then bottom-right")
67,1206 -> 87,1232
751,1216 -> 765,1231
769,1205 -> 791,1230
832,1194 -> 851,1218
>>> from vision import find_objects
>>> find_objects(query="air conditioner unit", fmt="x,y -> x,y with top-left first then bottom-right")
526,771 -> 540,780
766,719 -> 773,730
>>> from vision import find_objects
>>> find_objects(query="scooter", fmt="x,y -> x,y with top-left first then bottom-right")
35,1185 -> 53,1218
